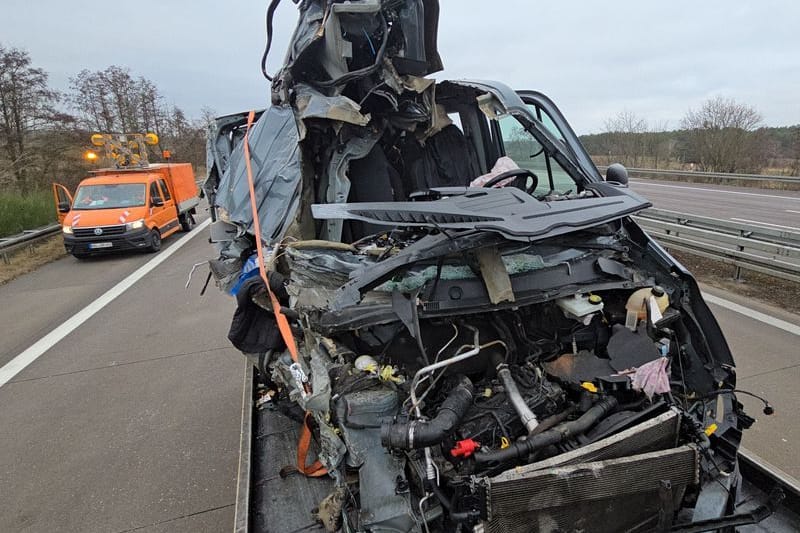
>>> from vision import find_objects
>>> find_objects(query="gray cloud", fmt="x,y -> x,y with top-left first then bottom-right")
3,0 -> 799,132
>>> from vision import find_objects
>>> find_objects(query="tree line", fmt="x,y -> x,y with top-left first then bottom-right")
0,43 -> 211,192
581,97 -> 800,175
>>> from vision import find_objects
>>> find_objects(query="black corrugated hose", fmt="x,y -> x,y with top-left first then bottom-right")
474,396 -> 619,464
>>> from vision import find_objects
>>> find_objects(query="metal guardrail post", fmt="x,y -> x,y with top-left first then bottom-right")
734,229 -> 746,281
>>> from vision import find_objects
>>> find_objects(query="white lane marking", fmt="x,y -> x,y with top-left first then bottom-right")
786,210 -> 800,214
0,218 -> 212,389
630,180 -> 800,201
703,293 -> 800,337
729,218 -> 800,232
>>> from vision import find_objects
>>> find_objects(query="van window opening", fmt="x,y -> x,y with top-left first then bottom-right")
158,179 -> 172,201
497,114 -> 576,196
150,182 -> 163,203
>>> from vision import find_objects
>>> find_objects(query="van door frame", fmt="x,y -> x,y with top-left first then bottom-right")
52,183 -> 74,224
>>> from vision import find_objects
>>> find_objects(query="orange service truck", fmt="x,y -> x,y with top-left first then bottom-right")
52,133 -> 200,259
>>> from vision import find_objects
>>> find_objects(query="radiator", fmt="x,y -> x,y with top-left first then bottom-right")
481,410 -> 699,533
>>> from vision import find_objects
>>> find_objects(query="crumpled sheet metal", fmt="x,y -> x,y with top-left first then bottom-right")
294,84 -> 371,135
302,344 -> 348,471
286,246 -> 370,288
213,105 -> 301,244
319,0 -> 382,82
298,345 -> 335,413
380,57 -> 435,95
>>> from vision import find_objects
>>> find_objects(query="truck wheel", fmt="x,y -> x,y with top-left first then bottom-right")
146,229 -> 161,253
180,213 -> 195,232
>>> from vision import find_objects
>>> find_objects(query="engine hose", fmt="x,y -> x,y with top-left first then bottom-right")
381,375 -> 474,449
529,404 -> 577,436
431,484 -> 481,523
492,353 -> 539,434
474,396 -> 618,464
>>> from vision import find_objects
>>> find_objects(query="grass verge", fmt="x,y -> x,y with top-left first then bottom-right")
0,190 -> 55,238
0,235 -> 67,285
671,250 -> 800,316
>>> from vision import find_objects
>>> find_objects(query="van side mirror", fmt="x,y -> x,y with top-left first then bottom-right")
57,201 -> 71,213
605,163 -> 629,186
151,197 -> 164,207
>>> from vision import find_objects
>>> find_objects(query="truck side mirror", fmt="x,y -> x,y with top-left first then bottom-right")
57,201 -> 71,213
151,197 -> 164,207
605,163 -> 629,186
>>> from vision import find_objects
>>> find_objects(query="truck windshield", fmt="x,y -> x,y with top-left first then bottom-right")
72,184 -> 147,210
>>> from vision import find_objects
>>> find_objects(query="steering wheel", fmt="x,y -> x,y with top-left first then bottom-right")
481,168 -> 539,195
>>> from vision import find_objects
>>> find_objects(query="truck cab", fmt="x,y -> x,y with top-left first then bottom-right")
54,163 -> 199,259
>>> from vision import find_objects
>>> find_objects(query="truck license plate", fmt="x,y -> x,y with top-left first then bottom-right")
89,242 -> 113,249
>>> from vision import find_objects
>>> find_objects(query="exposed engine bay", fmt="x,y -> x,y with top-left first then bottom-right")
242,224 -> 751,532
201,1 -> 767,531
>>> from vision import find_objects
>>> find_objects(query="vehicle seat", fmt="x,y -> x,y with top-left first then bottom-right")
344,144 -> 403,241
400,125 -> 481,192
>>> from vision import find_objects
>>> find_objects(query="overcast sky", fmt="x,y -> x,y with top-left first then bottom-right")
3,1 -> 799,133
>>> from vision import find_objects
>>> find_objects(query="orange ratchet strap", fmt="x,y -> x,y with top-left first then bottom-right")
243,110 -> 327,478
298,413 -> 329,477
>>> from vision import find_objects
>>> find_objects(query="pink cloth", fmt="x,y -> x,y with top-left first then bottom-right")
631,357 -> 671,399
469,156 -> 520,187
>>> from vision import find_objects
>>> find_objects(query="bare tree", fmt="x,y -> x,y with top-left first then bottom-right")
68,66 -> 211,165
602,110 -> 648,167
790,127 -> 800,176
681,96 -> 762,173
138,77 -> 166,150
70,69 -> 115,132
70,67 -> 169,136
199,106 -> 218,129
0,44 -> 62,186
157,106 -> 202,165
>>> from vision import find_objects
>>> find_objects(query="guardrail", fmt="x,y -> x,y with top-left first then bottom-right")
634,208 -> 800,283
0,224 -> 61,264
597,166 -> 800,185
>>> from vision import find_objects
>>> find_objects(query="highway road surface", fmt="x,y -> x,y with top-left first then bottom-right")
630,178 -> 800,231
1,198 -> 799,532
0,211 -> 244,532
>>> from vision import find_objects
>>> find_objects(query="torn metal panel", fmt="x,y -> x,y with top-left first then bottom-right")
319,0 -> 382,83
294,84 -> 371,129
204,110 -> 264,207
320,127 -> 382,242
276,0 -> 441,99
213,105 -> 301,244
380,58 -> 435,95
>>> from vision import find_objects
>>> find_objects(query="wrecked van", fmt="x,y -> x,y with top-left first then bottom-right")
203,1 -> 786,531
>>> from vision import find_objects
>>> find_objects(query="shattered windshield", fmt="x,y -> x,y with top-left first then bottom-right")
72,183 -> 146,210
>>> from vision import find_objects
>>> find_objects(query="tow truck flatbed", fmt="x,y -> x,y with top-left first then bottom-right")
233,366 -> 800,533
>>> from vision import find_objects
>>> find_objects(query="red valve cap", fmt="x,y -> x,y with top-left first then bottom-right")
450,438 -> 480,458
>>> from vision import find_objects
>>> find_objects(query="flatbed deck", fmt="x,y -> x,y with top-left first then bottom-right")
234,365 -> 800,533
